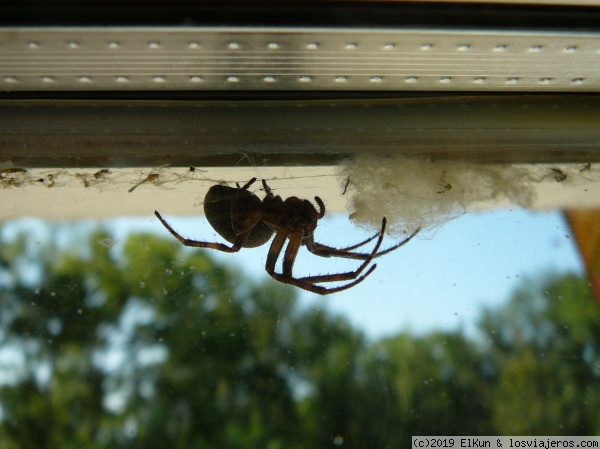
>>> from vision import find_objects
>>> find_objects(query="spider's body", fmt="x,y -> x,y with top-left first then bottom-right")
203,182 -> 273,248
155,178 -> 419,295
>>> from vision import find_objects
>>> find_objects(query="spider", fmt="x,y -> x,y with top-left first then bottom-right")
154,178 -> 420,295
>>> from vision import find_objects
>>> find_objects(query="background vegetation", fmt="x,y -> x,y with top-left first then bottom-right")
1,228 -> 599,448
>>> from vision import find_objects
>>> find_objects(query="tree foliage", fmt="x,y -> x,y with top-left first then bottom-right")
0,226 -> 599,448
479,274 -> 600,435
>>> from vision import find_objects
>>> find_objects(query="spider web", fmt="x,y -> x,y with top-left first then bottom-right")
336,155 -> 598,238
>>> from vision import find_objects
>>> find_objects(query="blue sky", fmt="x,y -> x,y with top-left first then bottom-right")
1,208 -> 583,340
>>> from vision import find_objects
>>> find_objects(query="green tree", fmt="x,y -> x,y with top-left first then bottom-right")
1,227 -> 386,448
480,274 -> 600,435
0,229 -> 305,448
2,224 -> 600,446
119,235 -> 303,449
363,330 -> 492,446
0,229 -> 120,449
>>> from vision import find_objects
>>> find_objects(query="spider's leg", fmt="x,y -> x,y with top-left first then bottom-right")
314,196 -> 325,219
265,227 -> 289,274
299,224 -> 385,283
370,226 -> 421,258
154,211 -> 243,253
261,179 -> 273,195
308,219 -> 420,260
272,264 -> 378,295
240,177 -> 258,190
313,232 -> 379,253
266,224 -> 384,295
282,230 -> 302,276
306,217 -> 388,260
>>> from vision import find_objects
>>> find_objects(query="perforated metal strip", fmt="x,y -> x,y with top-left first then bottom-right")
1,27 -> 600,91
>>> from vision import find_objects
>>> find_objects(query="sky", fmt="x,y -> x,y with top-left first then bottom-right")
1,208 -> 584,341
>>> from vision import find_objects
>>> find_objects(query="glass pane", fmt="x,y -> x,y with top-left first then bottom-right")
1,95 -> 600,446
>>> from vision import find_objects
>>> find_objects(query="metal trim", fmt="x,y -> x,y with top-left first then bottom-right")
2,27 -> 600,91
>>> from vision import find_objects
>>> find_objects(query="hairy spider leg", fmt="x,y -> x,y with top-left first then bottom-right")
305,217 -> 386,260
315,232 -> 379,253
314,196 -> 325,218
261,179 -> 273,195
298,220 -> 387,284
308,220 -> 420,260
264,221 -> 385,295
154,211 -> 246,252
368,226 -> 421,258
239,177 -> 258,190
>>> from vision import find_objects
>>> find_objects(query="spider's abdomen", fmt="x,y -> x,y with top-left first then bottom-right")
204,184 -> 273,248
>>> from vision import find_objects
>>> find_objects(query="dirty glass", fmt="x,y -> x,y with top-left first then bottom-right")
1,96 -> 600,448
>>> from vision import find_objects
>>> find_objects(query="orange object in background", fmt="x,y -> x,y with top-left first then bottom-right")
565,210 -> 600,304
